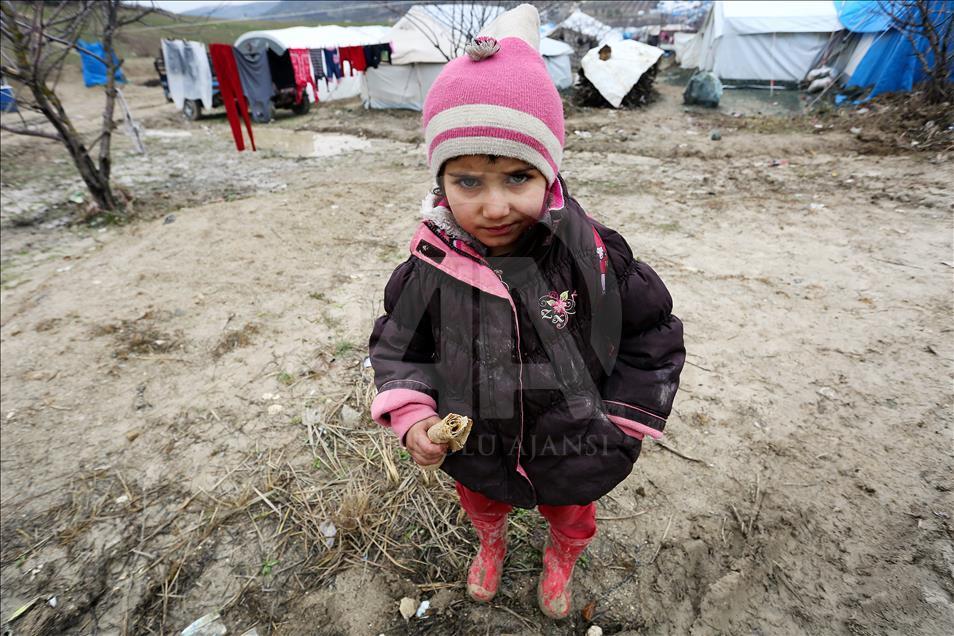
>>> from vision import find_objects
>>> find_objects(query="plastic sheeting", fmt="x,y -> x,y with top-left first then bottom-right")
78,40 -> 126,87
544,53 -> 573,90
581,40 -> 663,108
835,0 -> 954,101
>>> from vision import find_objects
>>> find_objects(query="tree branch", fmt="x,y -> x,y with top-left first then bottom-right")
0,122 -> 63,141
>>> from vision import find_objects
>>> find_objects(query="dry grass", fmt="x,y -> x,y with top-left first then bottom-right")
211,322 -> 261,359
0,367 -> 553,631
92,309 -> 185,359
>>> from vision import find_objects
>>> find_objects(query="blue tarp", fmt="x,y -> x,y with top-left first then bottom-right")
78,39 -> 126,87
0,85 -> 16,112
834,0 -> 953,101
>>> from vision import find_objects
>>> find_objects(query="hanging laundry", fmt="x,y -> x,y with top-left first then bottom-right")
323,48 -> 343,80
78,40 -> 126,87
115,87 -> 145,154
288,48 -> 318,105
309,48 -> 326,84
338,46 -> 367,75
160,39 -> 213,111
233,48 -> 274,123
362,43 -> 392,69
210,43 -> 256,151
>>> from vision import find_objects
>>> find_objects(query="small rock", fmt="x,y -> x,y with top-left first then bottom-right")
164,214 -> 176,224
587,626 -> 603,636
399,597 -> 418,620
47,596 -> 57,608
339,405 -> 360,425
267,404 -> 284,416
850,127 -> 862,135
709,129 -> 721,141
816,386 -> 837,401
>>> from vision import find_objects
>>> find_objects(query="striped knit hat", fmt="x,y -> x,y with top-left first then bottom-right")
422,35 -> 565,187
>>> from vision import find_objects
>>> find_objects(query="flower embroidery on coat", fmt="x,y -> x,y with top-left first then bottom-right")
539,290 -> 577,329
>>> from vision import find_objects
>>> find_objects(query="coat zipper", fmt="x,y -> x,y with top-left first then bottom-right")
485,264 -> 535,498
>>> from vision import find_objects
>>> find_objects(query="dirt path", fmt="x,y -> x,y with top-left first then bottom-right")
1,59 -> 952,635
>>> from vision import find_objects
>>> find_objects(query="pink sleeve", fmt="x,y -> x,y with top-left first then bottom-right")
607,414 -> 664,441
370,388 -> 438,446
389,403 -> 439,445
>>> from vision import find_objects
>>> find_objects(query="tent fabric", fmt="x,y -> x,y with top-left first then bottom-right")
234,25 -> 390,55
834,0 -> 954,100
680,1 -> 842,82
719,1 -> 841,34
78,40 -> 126,87
390,4 -> 504,64
556,9 -> 613,39
362,63 -> 445,110
366,6 -> 572,108
834,0 -> 892,32
544,52 -> 573,90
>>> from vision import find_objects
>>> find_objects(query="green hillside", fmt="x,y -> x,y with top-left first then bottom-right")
116,12 -> 308,57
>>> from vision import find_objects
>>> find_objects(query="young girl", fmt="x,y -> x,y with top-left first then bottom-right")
368,7 -> 685,620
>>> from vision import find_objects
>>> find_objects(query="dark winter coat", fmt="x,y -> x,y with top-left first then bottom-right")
369,181 -> 685,508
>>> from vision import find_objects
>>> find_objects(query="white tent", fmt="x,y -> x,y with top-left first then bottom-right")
363,5 -> 501,110
541,37 -> 573,90
363,4 -> 573,110
680,1 -> 843,82
234,25 -> 390,102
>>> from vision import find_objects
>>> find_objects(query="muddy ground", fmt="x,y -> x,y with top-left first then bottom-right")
1,57 -> 953,635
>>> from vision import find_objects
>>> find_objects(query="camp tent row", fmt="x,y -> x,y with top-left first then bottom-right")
678,0 -> 953,97
678,1 -> 842,82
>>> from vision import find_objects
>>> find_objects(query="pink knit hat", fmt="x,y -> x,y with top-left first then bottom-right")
422,36 -> 565,186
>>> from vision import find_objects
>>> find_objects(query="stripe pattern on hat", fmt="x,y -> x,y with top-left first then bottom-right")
426,106 -> 562,184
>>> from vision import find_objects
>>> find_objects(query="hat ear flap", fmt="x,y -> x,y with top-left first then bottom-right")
478,3 -> 541,51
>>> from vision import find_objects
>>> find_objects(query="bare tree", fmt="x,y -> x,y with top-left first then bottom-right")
877,0 -> 954,103
0,0 -> 152,217
389,1 -> 563,62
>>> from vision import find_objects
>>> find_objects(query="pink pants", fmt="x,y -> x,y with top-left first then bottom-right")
455,482 -> 597,540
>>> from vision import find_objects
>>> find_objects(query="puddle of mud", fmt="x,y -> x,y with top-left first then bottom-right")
250,129 -> 372,158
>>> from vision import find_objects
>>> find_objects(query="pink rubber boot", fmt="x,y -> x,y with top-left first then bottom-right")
537,525 -> 593,619
466,515 -> 508,602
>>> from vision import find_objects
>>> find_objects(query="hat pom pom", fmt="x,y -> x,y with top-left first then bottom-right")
465,36 -> 499,61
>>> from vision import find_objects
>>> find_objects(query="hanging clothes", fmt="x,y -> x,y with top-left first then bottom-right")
161,39 -> 213,110
323,48 -> 343,80
338,46 -> 367,75
309,48 -> 326,84
288,48 -> 317,104
209,43 -> 256,152
234,48 -> 273,123
362,43 -> 392,69
115,87 -> 145,154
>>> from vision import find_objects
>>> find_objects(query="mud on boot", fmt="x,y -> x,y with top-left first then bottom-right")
537,526 -> 592,619
466,515 -> 508,602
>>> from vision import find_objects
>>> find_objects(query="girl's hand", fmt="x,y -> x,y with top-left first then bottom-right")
405,416 -> 448,466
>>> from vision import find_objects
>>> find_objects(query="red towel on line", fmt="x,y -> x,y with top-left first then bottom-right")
209,43 -> 255,152
289,48 -> 318,105
338,46 -> 367,76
